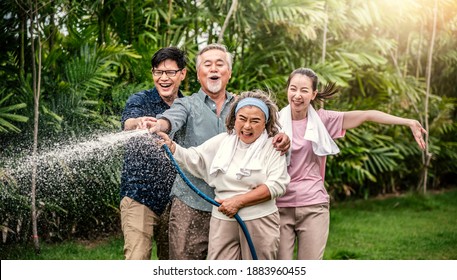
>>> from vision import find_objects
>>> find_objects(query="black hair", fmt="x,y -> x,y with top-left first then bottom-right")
151,47 -> 187,69
286,68 -> 339,104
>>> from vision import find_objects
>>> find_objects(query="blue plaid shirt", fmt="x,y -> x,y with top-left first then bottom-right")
120,87 -> 184,215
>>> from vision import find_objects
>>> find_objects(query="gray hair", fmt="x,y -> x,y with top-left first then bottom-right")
196,43 -> 233,70
226,89 -> 280,137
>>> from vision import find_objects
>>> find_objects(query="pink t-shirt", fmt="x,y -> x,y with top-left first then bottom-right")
276,109 -> 345,207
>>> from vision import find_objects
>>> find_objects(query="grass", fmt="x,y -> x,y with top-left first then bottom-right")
324,188 -> 457,260
1,235 -> 126,260
2,188 -> 457,260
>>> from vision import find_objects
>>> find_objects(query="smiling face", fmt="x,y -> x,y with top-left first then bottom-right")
196,49 -> 232,96
234,106 -> 266,144
287,74 -> 318,119
152,59 -> 187,103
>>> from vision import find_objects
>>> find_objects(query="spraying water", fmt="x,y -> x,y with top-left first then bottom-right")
1,129 -> 151,179
0,129 -> 171,243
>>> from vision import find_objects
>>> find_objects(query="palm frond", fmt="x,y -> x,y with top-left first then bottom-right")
0,91 -> 29,133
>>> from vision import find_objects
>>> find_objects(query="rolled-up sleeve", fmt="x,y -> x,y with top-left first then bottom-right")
264,146 -> 290,199
158,98 -> 189,135
121,94 -> 146,129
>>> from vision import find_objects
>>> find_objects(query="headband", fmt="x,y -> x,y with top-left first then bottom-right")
235,97 -> 269,121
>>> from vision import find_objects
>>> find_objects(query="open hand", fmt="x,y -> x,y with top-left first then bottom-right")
410,120 -> 427,150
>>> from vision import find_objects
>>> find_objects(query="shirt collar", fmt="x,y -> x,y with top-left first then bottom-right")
151,87 -> 184,104
198,88 -> 234,103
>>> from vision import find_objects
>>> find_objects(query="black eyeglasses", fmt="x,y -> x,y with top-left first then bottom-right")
152,69 -> 182,77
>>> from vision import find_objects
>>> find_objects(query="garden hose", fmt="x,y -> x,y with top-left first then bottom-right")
162,144 -> 258,260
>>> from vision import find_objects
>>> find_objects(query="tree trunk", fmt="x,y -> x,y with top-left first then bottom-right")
416,21 -> 424,80
422,0 -> 438,194
217,0 -> 238,44
29,0 -> 42,254
98,0 -> 105,45
168,0 -> 173,25
320,1 -> 328,109
129,0 -> 134,45
49,0 -> 55,51
167,0 -> 173,45
321,1 -> 328,65
193,0 -> 199,46
20,7 -> 26,73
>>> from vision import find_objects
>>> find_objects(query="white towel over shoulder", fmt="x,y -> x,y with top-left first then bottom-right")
209,131 -> 269,180
279,105 -> 340,157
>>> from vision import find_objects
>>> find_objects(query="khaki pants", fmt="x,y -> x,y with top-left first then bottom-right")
278,203 -> 329,260
120,197 -> 170,260
208,212 -> 280,260
168,197 -> 211,260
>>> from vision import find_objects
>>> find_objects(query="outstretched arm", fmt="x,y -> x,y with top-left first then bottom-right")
342,110 -> 427,150
144,118 -> 171,133
124,116 -> 157,131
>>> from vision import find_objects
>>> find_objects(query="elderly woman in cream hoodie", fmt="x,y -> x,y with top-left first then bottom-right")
157,89 -> 290,260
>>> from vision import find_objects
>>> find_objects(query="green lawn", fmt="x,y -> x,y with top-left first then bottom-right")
324,188 -> 457,260
2,188 -> 457,260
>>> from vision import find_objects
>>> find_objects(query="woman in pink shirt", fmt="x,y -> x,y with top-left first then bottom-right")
277,67 -> 427,260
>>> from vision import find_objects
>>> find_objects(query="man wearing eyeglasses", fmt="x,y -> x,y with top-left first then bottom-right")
120,46 -> 187,260
148,44 -> 290,260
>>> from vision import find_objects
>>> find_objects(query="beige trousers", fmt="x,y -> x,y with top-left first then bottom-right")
278,203 -> 329,260
120,197 -> 170,260
207,211 -> 280,260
